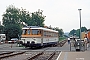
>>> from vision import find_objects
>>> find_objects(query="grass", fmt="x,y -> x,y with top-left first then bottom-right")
59,37 -> 66,41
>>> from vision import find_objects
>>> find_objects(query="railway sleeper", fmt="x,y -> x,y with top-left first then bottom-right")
27,52 -> 44,60
0,51 -> 14,56
0,51 -> 25,59
46,52 -> 56,60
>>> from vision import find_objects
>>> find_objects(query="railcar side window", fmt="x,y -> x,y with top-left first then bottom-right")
39,30 -> 41,34
22,29 -> 27,35
44,31 -> 46,36
32,29 -> 39,35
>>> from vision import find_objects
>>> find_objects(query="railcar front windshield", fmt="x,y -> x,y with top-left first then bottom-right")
32,29 -> 39,35
22,29 -> 27,35
27,29 -> 30,34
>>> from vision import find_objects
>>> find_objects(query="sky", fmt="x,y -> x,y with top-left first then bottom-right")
0,0 -> 90,32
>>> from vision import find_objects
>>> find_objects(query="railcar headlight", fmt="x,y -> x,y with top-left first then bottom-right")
27,41 -> 30,44
19,41 -> 23,44
31,41 -> 35,44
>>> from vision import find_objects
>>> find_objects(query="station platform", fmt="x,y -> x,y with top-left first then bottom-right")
57,42 -> 90,60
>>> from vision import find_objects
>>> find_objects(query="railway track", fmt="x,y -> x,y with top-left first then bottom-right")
26,51 -> 58,60
0,47 -> 60,60
0,51 -> 25,60
57,40 -> 67,47
25,47 -> 60,60
0,40 -> 67,60
0,51 -> 60,60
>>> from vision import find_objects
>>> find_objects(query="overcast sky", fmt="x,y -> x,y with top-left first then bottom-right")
0,0 -> 90,32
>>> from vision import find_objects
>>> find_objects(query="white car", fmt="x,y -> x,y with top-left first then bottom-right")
11,38 -> 18,40
10,38 -> 18,43
8,41 -> 12,43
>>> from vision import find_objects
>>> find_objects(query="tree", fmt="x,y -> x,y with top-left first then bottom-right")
4,24 -> 22,40
76,27 -> 87,37
76,29 -> 80,37
2,5 -> 21,26
69,29 -> 76,36
0,25 -> 4,34
27,9 -> 45,27
19,8 -> 31,27
3,5 -> 45,27
69,26 -> 87,38
81,27 -> 87,32
2,5 -> 22,40
2,5 -> 46,40
55,27 -> 64,37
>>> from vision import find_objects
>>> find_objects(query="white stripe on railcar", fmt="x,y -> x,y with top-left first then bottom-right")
22,27 -> 58,33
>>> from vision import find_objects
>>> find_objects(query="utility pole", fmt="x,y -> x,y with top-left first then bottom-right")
78,9 -> 82,40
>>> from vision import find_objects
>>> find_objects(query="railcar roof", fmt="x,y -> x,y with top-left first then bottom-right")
0,34 -> 5,36
22,27 -> 58,33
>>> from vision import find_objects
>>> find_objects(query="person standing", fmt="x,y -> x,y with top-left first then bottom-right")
84,37 -> 88,50
68,38 -> 70,44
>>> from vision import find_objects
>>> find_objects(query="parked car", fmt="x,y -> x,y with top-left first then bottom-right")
9,38 -> 18,43
11,38 -> 18,41
8,41 -> 13,44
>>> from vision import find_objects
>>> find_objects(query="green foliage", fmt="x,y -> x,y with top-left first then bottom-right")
2,5 -> 45,27
19,9 -> 45,27
81,27 -> 87,32
2,5 -> 20,26
59,37 -> 66,41
2,5 -> 22,40
69,27 -> 87,38
54,27 -> 64,37
19,8 -> 31,26
76,29 -> 80,37
0,25 -> 4,34
28,10 -> 45,27
69,29 -> 76,36
4,24 -> 22,40
2,5 -> 46,40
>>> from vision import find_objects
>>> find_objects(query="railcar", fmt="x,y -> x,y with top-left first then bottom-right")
20,26 -> 59,48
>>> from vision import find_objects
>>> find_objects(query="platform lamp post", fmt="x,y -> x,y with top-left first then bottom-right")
78,9 -> 82,40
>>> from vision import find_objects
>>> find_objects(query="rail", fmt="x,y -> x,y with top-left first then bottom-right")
26,52 -> 43,60
47,52 -> 55,60
57,40 -> 67,47
0,40 -> 65,60
0,51 -> 13,56
25,47 -> 60,60
0,51 -> 25,59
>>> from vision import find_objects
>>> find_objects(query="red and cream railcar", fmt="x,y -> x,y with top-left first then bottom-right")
20,26 -> 59,48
